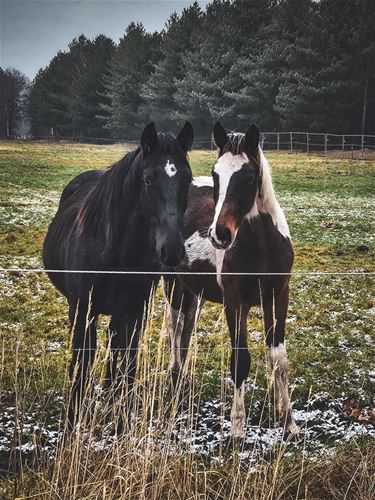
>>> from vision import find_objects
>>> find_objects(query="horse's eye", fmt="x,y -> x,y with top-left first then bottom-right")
144,177 -> 152,186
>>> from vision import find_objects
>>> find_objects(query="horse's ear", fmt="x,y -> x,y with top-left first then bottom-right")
141,122 -> 158,156
177,121 -> 194,152
244,124 -> 259,156
213,122 -> 228,151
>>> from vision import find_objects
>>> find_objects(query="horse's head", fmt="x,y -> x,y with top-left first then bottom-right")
139,122 -> 194,267
208,122 -> 261,250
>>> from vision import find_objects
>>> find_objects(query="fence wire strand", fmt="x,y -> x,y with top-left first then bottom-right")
0,267 -> 373,276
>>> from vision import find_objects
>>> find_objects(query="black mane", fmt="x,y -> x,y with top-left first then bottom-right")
78,133 -> 186,245
77,146 -> 141,245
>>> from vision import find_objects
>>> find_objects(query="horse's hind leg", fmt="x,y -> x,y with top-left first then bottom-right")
263,286 -> 299,437
226,303 -> 251,439
68,299 -> 97,431
164,279 -> 199,391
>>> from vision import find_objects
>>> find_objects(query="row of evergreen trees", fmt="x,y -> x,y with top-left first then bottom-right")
28,0 -> 375,140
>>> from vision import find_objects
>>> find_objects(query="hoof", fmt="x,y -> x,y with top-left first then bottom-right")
281,416 -> 300,441
230,425 -> 245,440
286,421 -> 300,440
226,434 -> 245,451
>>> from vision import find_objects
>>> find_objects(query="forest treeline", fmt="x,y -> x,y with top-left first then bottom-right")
1,0 -> 374,141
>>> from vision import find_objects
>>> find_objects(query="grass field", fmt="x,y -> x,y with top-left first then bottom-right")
0,140 -> 374,499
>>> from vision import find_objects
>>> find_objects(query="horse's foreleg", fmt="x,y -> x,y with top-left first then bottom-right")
68,300 -> 97,431
107,312 -> 142,433
164,280 -> 199,391
167,304 -> 185,388
226,304 -> 250,439
104,320 -> 121,389
263,287 -> 298,437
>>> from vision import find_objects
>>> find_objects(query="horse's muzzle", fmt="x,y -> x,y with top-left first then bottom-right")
158,241 -> 186,267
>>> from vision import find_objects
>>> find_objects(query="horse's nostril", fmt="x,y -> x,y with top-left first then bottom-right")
216,226 -> 232,246
160,244 -> 167,262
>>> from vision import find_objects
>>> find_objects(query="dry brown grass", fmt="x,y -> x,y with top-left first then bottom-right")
1,296 -> 374,500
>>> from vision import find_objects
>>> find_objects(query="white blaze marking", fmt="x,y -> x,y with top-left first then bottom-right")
165,160 -> 177,177
209,152 -> 246,244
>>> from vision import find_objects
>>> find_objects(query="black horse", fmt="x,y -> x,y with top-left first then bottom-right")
43,122 -> 194,430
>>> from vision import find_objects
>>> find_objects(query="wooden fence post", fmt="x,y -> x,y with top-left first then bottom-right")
290,132 -> 293,153
307,133 -> 309,154
277,133 -> 280,151
324,134 -> 327,155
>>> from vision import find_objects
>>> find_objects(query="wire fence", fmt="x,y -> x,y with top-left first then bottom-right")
259,132 -> 375,160
28,135 -> 213,149
1,268 -> 374,277
17,132 -> 375,159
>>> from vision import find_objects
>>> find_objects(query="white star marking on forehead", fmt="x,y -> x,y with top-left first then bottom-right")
165,160 -> 177,177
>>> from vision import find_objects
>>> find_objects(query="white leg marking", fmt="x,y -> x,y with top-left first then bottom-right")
268,344 -> 299,435
167,307 -> 184,373
230,381 -> 246,438
215,249 -> 225,291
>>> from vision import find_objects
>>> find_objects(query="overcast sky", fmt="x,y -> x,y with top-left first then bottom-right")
1,0 -> 208,80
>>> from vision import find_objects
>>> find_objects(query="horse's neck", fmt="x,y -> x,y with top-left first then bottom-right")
101,162 -> 145,247
116,189 -> 148,240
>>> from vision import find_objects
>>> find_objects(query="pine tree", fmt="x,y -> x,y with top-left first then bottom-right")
141,2 -> 203,132
273,0 -> 324,131
219,0 -> 276,130
68,34 -> 115,138
174,0 -> 274,137
29,51 -> 73,137
101,23 -> 161,139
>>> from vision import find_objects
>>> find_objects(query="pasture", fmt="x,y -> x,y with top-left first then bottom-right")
0,140 -> 374,499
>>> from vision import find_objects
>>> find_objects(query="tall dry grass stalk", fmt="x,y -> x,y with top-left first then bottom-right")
2,292 -> 375,499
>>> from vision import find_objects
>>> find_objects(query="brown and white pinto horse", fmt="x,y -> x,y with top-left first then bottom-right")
165,122 -> 299,438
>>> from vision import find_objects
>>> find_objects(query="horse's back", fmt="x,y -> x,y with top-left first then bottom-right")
59,170 -> 104,208
43,169 -> 105,296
